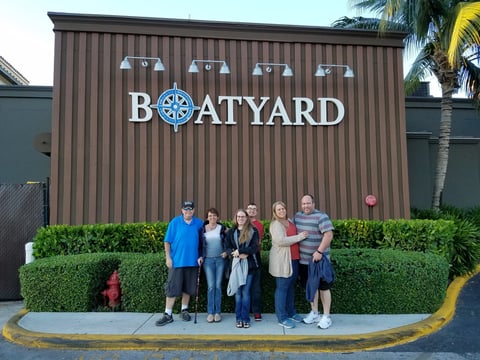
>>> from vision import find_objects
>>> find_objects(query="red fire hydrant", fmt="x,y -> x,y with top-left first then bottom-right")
102,270 -> 121,308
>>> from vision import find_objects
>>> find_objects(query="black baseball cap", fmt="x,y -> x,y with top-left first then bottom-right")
182,201 -> 195,209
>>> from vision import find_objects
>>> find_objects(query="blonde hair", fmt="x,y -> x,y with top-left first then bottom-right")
271,201 -> 287,221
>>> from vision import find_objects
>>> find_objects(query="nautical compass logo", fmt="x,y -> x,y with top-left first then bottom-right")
150,83 -> 200,132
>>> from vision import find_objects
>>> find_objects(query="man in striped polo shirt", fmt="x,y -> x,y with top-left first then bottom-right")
293,194 -> 334,329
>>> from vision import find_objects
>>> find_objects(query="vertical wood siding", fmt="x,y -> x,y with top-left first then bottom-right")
49,14 -> 409,224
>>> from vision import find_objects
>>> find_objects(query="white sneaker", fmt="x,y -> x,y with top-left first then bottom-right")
303,311 -> 320,324
317,315 -> 332,329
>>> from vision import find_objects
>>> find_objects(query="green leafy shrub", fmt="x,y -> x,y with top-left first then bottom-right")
19,249 -> 448,314
261,220 -> 272,250
465,206 -> 480,229
449,219 -> 480,276
33,222 -> 167,258
20,253 -> 120,311
331,249 -> 449,314
31,215 -> 479,279
333,219 -> 383,248
119,253 -> 166,313
411,206 -> 480,277
380,219 -> 455,256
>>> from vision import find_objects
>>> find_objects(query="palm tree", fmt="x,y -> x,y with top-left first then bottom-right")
333,0 -> 480,210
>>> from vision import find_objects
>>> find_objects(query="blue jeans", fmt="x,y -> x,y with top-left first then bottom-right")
274,260 -> 299,322
235,273 -> 253,323
203,256 -> 226,314
250,267 -> 262,314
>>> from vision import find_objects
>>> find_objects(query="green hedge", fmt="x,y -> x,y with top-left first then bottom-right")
19,249 -> 448,314
31,218 -> 479,278
19,253 -> 120,311
32,222 -> 167,257
330,249 -> 448,313
119,253 -> 166,312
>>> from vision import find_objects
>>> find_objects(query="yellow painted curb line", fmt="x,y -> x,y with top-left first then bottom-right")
3,265 -> 479,352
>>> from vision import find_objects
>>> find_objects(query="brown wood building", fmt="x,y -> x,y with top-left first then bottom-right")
48,12 -> 409,225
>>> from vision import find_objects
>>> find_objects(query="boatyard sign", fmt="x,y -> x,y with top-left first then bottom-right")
129,82 -> 345,132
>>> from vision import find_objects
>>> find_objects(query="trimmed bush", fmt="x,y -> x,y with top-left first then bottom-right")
19,249 -> 449,314
20,253 -> 120,311
119,253 -> 166,313
32,222 -> 167,258
330,249 -> 449,314
333,219 -> 384,248
30,216 -> 479,281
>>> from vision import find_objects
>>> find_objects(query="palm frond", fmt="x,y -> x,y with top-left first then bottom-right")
447,2 -> 480,65
412,0 -> 447,38
404,45 -> 436,95
349,0 -> 389,15
331,16 -> 381,30
458,57 -> 480,106
332,15 -> 411,32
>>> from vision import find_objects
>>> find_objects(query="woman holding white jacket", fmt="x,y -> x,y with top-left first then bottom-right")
269,201 -> 308,329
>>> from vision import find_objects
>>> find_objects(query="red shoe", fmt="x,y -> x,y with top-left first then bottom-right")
254,313 -> 262,321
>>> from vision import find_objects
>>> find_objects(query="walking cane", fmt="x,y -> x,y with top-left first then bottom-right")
194,264 -> 202,324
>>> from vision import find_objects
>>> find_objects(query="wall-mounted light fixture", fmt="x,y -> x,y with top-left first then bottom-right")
252,63 -> 293,77
120,56 -> 165,71
188,60 -> 230,74
315,64 -> 354,78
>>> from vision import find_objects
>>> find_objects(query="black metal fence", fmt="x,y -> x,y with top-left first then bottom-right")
0,181 -> 49,300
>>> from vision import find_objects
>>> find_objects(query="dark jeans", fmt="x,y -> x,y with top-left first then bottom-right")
250,267 -> 262,314
274,260 -> 299,322
235,273 -> 253,323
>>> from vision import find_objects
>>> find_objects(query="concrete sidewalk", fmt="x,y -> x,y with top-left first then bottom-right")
2,270 -> 475,353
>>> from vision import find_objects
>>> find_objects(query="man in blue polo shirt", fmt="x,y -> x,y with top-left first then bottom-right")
156,200 -> 204,326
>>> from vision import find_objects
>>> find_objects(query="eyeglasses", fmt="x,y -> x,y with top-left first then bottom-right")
183,207 -> 194,211
247,207 -> 257,210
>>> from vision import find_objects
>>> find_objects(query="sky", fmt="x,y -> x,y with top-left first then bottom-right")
1,0 -> 442,95
0,0 -> 367,86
